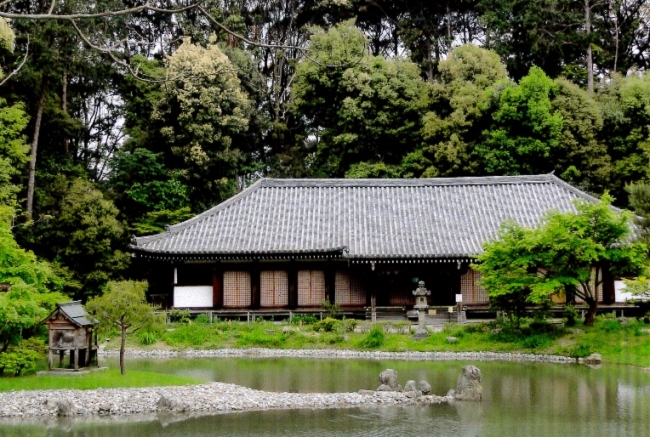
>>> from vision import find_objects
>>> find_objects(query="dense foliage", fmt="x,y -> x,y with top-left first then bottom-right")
0,2 -> 649,358
474,196 -> 647,326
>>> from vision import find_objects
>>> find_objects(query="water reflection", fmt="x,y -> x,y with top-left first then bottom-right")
1,358 -> 649,437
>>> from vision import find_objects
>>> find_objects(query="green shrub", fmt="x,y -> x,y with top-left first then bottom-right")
138,331 -> 159,345
0,349 -> 40,376
464,323 -> 487,334
322,333 -> 345,344
443,324 -> 466,338
321,300 -> 340,319
521,334 -> 552,349
569,341 -> 593,358
194,313 -> 210,324
564,304 -> 579,327
313,317 -> 341,332
341,318 -> 357,333
359,326 -> 385,348
168,309 -> 191,324
163,324 -> 212,346
236,331 -> 286,347
291,314 -> 318,325
598,319 -> 621,333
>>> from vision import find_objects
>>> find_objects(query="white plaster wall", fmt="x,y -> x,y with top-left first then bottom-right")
174,286 -> 213,307
615,280 -> 634,303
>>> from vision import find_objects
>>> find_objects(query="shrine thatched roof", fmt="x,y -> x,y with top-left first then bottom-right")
132,174 -> 608,261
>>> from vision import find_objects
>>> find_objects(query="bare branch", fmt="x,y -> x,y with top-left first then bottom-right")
0,3 -> 199,20
0,34 -> 28,87
69,19 -> 178,83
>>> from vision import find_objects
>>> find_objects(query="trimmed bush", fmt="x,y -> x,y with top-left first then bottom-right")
359,326 -> 385,348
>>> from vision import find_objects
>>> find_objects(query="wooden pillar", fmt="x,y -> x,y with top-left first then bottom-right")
325,262 -> 336,305
74,348 -> 79,370
85,330 -> 92,367
251,262 -> 260,309
48,349 -> 53,371
59,350 -> 64,368
288,261 -> 298,309
602,269 -> 615,304
213,266 -> 223,309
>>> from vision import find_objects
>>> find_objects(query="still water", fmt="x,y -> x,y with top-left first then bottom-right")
1,357 -> 649,437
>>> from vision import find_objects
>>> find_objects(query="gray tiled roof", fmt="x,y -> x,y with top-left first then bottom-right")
57,301 -> 96,327
132,174 -> 607,259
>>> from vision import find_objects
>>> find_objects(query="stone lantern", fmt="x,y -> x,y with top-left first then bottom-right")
412,280 -> 431,339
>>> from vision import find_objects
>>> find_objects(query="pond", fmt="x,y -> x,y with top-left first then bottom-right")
2,356 -> 649,437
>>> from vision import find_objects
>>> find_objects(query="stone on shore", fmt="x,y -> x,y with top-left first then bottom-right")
454,365 -> 482,401
47,400 -> 75,417
418,380 -> 431,394
583,353 -> 602,365
404,380 -> 417,392
378,369 -> 401,391
158,395 -> 189,412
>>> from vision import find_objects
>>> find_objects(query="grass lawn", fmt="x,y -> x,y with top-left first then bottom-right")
103,314 -> 650,368
0,368 -> 205,392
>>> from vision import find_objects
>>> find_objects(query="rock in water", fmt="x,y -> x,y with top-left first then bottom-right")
583,353 -> 602,365
157,395 -> 189,412
55,400 -> 75,417
404,380 -> 417,392
454,365 -> 482,401
418,380 -> 431,394
378,369 -> 400,391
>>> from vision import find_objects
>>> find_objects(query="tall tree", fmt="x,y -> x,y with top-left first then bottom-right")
291,20 -> 429,176
417,44 -> 508,177
151,37 -> 253,210
475,66 -> 563,175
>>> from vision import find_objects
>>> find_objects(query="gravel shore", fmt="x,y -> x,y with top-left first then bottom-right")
0,349 -> 575,419
98,347 -> 577,363
0,382 -> 451,418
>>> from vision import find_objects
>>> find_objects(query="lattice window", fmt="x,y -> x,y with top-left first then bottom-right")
223,271 -> 251,308
461,269 -> 488,304
298,270 -> 326,307
260,271 -> 288,307
335,271 -> 366,306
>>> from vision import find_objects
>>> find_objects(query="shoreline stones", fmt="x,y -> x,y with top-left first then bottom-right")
98,348 -> 577,364
0,382 -> 453,419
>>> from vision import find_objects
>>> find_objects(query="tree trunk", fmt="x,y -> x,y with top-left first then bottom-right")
26,80 -> 47,218
120,326 -> 126,375
585,0 -> 594,93
62,69 -> 69,154
584,299 -> 598,326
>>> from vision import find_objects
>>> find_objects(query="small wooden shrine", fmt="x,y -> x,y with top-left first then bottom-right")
45,301 -> 98,371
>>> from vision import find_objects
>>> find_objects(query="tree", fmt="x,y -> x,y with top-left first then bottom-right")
0,205 -> 66,352
86,280 -> 156,375
152,37 -> 253,211
417,44 -> 508,177
0,98 -> 30,209
476,66 -> 563,175
23,177 -> 129,299
475,195 -> 646,326
598,73 -> 650,203
549,78 -> 611,193
291,20 -> 429,176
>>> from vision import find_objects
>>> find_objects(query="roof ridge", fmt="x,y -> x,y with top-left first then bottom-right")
258,174 -> 555,188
